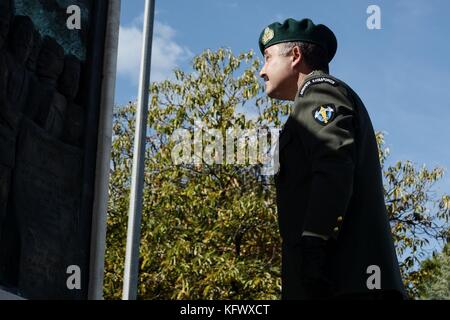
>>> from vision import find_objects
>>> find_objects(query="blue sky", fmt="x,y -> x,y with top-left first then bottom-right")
115,0 -> 450,194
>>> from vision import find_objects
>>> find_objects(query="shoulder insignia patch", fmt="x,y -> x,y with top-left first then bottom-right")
299,76 -> 339,97
313,104 -> 336,125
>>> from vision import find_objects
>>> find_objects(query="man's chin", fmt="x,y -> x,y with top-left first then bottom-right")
265,87 -> 277,99
267,90 -> 287,100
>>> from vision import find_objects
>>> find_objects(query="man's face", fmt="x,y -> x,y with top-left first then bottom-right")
259,44 -> 297,100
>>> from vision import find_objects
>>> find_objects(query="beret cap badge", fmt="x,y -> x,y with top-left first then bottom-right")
262,27 -> 274,45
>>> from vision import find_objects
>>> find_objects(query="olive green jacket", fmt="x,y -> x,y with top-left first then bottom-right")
275,70 -> 406,297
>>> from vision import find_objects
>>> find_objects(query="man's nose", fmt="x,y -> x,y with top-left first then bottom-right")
259,66 -> 266,79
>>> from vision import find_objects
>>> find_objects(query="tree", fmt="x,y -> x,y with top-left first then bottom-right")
378,133 -> 450,298
417,242 -> 450,299
103,48 -> 450,300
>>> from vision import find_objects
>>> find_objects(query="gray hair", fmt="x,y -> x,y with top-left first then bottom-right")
277,41 -> 329,73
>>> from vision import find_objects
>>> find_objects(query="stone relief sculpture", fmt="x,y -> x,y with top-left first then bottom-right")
0,0 -> 89,299
0,0 -> 16,273
27,36 -> 65,131
5,15 -> 33,114
59,55 -> 84,147
26,29 -> 42,73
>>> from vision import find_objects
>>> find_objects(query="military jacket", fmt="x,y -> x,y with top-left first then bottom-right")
275,70 -> 406,296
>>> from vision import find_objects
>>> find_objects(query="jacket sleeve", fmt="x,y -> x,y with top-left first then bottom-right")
292,80 -> 356,239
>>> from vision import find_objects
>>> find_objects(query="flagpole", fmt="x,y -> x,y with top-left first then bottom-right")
122,0 -> 155,300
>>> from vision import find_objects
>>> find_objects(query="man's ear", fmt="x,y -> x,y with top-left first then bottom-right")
292,45 -> 302,68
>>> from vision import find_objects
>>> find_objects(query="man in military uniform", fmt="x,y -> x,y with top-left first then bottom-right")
258,18 -> 406,299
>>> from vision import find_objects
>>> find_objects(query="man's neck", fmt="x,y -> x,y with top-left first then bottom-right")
297,70 -> 323,90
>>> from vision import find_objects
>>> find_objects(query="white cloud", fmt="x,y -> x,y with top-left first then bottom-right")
117,18 -> 193,84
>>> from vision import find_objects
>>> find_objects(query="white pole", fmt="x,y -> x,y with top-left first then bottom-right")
88,0 -> 121,300
122,0 -> 155,300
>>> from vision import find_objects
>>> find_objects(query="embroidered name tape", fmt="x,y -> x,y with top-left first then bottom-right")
299,77 -> 338,97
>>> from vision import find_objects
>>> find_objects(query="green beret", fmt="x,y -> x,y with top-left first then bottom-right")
258,18 -> 337,63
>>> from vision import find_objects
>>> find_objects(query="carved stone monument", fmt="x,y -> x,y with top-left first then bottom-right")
0,0 -> 109,300
0,0 -> 11,107
44,87 -> 67,139
26,28 -> 42,73
13,118 -> 83,299
0,0 -> 19,281
59,55 -> 84,147
5,15 -> 34,114
25,36 -> 64,129
0,0 -> 12,105
0,0 -> 12,53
